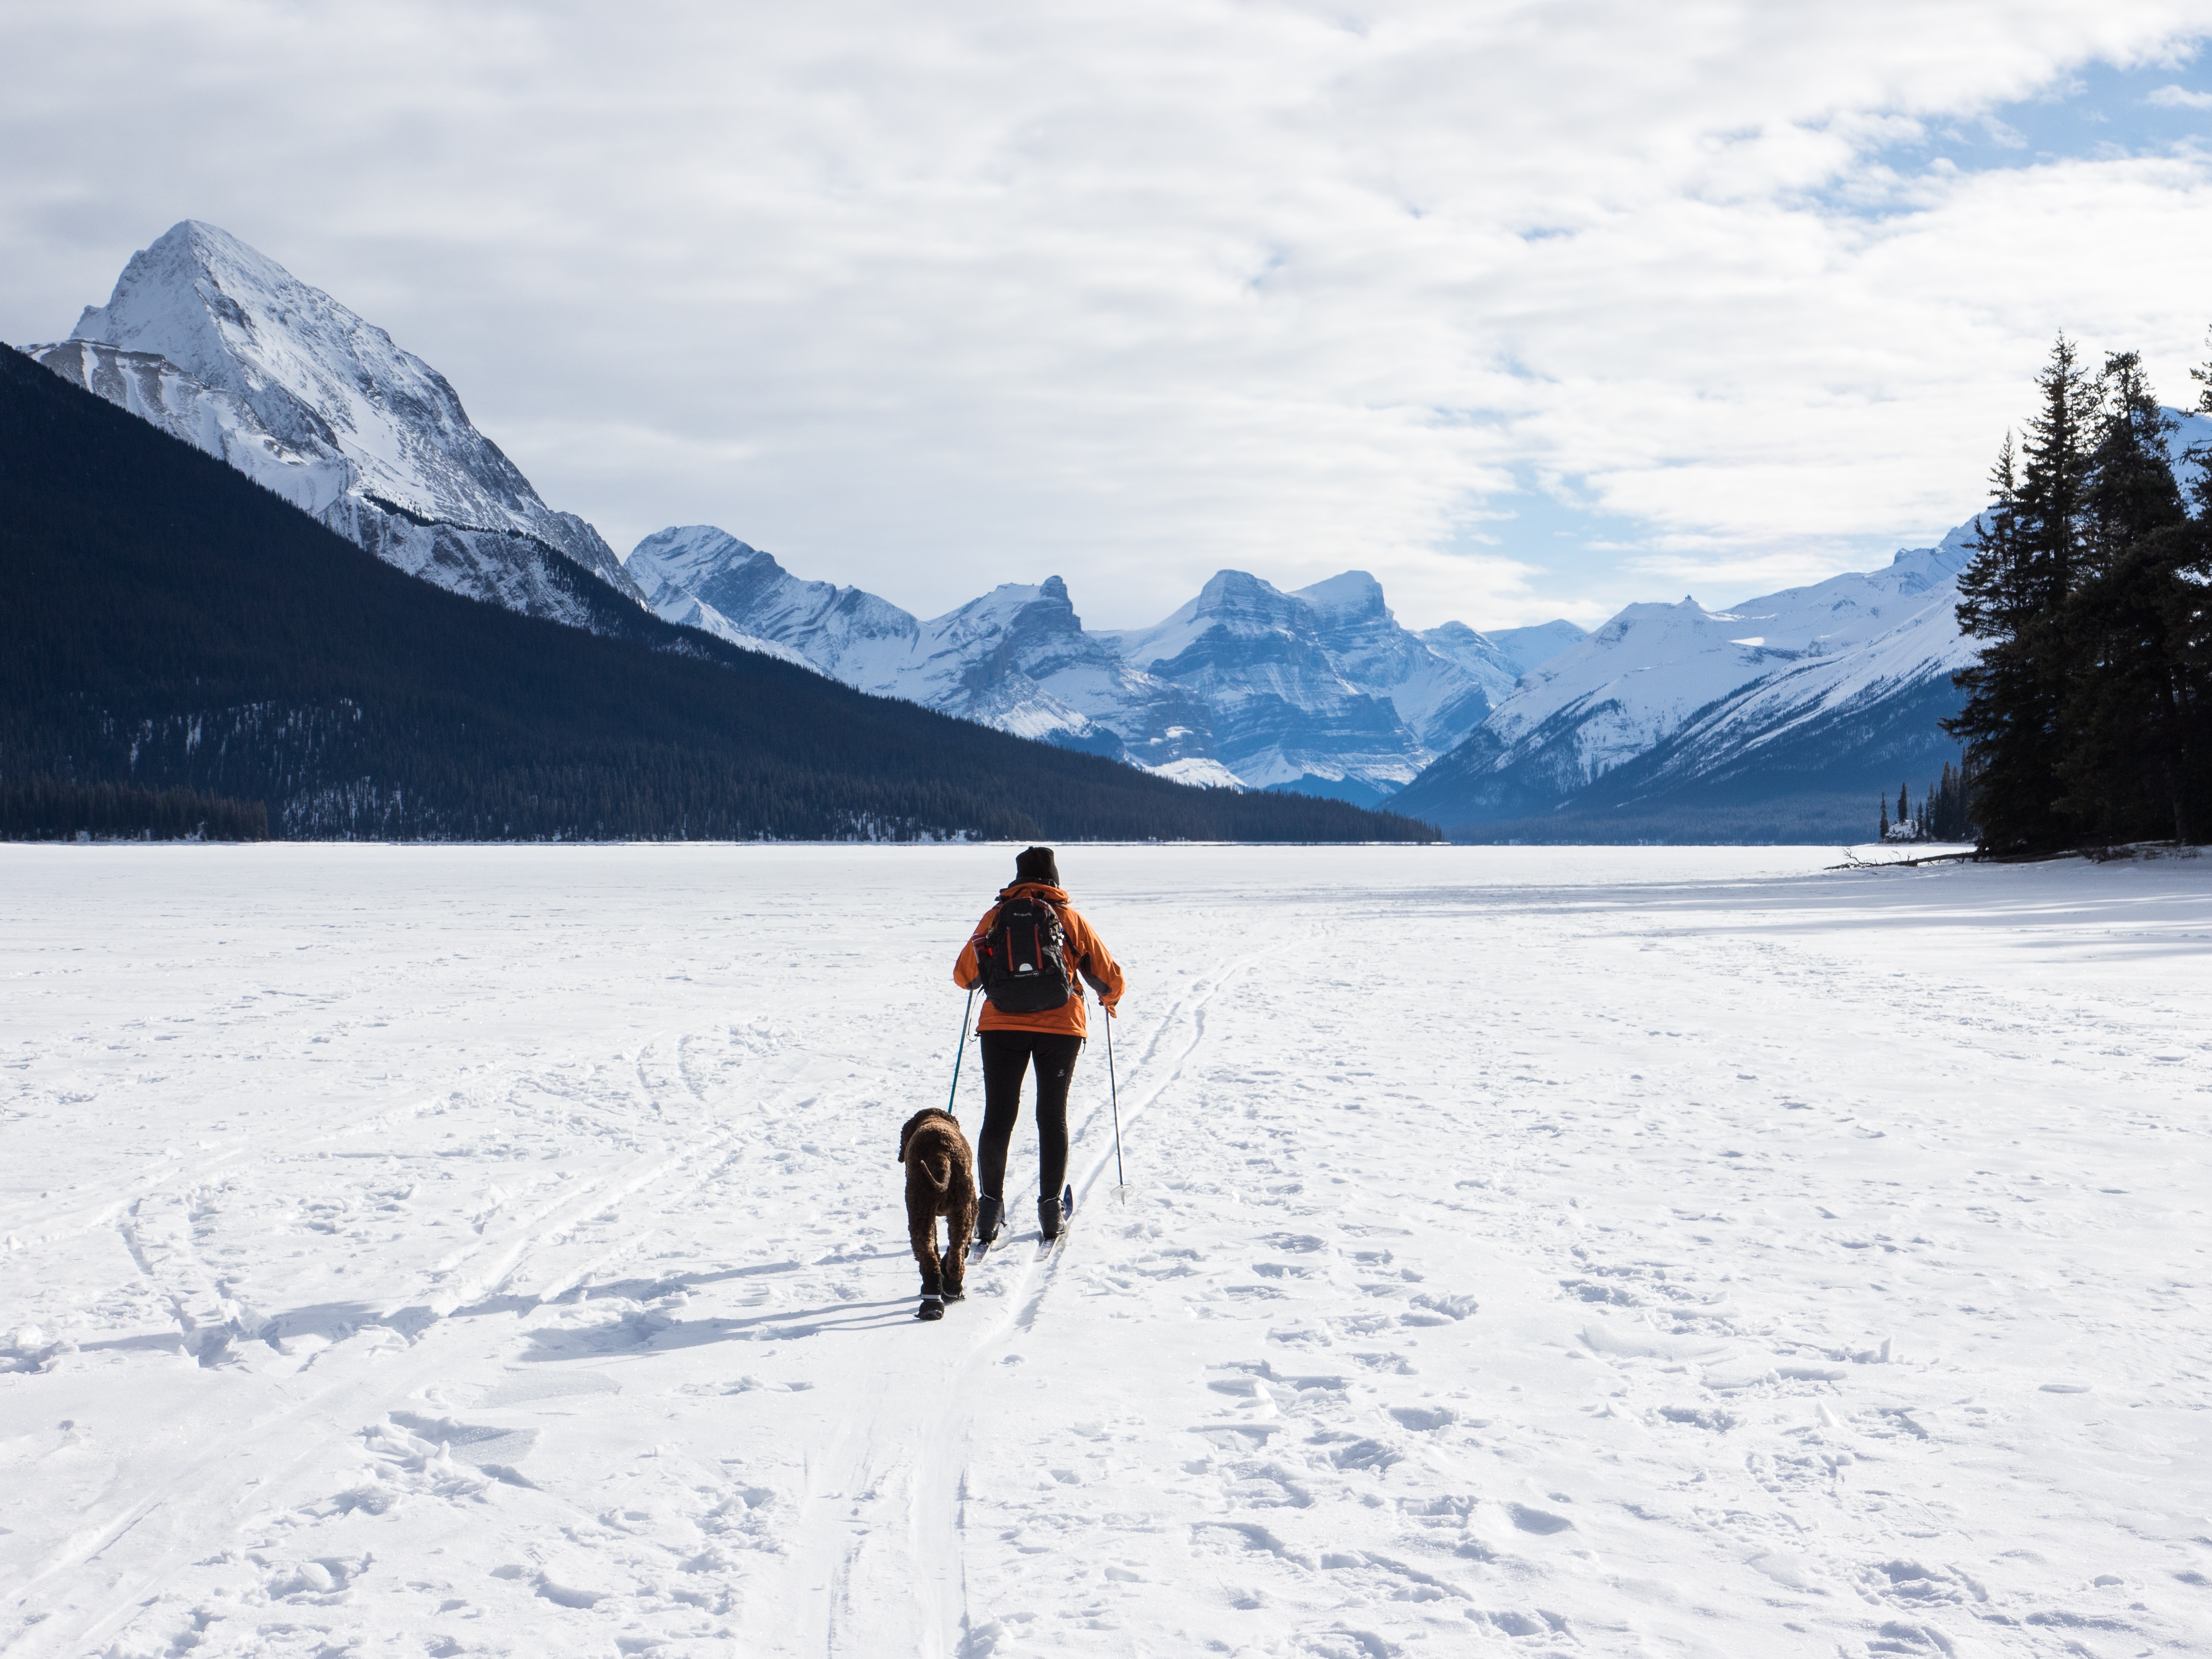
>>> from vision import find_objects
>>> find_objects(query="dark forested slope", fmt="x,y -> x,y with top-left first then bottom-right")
0,346 -> 1433,842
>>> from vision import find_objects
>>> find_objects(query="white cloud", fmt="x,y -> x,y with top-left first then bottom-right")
7,1 -> 2212,631
2148,82 -> 2212,105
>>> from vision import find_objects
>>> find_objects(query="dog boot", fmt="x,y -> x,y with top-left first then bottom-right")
917,1269 -> 945,1322
1038,1191 -> 1063,1242
975,1193 -> 1004,1248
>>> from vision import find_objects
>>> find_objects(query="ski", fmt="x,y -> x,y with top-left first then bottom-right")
1036,1183 -> 1075,1258
969,1195 -> 1006,1263
974,1184 -> 1075,1262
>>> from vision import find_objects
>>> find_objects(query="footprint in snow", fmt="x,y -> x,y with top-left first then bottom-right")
1505,1502 -> 1573,1534
1349,1351 -> 1417,1374
1401,1293 -> 1478,1325
1386,1404 -> 1456,1432
1321,1436 -> 1402,1473
383,1412 -> 540,1484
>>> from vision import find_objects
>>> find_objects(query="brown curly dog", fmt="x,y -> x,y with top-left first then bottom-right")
898,1107 -> 977,1320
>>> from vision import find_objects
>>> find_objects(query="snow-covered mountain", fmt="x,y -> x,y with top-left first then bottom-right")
627,525 -> 927,689
26,221 -> 647,629
1395,524 -> 1982,835
1434,617 -> 1591,680
628,527 -> 1229,780
1103,571 -> 1457,801
627,530 -> 1576,800
899,579 -> 1223,774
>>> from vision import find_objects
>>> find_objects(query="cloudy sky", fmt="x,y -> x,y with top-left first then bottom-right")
10,2 -> 2212,631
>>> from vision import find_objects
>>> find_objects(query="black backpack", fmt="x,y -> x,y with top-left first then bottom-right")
977,894 -> 1074,1013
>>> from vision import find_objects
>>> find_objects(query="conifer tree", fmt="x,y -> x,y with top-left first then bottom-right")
1945,338 -> 2095,854
1926,760 -> 1972,841
2054,351 -> 2195,842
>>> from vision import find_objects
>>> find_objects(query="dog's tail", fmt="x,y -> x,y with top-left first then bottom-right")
923,1157 -> 952,1194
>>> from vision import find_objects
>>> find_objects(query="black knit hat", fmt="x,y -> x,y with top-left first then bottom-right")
1014,845 -> 1061,886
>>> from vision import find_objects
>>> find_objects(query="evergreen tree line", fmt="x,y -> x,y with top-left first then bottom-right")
0,347 -> 1435,845
1878,760 -> 1973,842
1946,338 -> 2212,852
0,777 -> 268,841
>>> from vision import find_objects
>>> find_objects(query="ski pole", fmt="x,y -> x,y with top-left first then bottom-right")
1107,1007 -> 1128,1199
947,987 -> 976,1116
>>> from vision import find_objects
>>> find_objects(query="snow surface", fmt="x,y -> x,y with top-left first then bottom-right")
6,844 -> 2210,1658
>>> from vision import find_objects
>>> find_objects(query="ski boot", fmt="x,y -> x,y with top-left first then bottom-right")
1038,1187 -> 1067,1242
974,1193 -> 1005,1250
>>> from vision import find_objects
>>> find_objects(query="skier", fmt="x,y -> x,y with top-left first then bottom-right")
954,846 -> 1124,1248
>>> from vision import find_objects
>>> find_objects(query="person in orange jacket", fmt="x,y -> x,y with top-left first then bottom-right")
953,846 -> 1124,1245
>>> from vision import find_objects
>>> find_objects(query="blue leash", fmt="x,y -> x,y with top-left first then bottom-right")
946,986 -> 976,1115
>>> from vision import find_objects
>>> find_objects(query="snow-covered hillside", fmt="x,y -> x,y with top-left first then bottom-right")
6,843 -> 2209,1658
630,530 -> 1568,801
26,222 -> 646,629
1398,525 -> 1981,833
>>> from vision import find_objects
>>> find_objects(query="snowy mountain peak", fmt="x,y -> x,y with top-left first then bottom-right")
1294,569 -> 1389,621
934,578 -> 1075,629
1112,570 -> 1311,675
625,524 -> 769,593
54,221 -> 636,603
1195,568 -> 1299,619
75,221 -> 345,406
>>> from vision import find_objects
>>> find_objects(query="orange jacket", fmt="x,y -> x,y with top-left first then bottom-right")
954,883 -> 1124,1036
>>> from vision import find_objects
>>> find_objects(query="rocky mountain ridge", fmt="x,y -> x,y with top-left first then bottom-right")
626,526 -> 1577,803
630,517 -> 1998,838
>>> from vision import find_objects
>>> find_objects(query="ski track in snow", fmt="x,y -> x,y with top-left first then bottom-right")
3,844 -> 2210,1659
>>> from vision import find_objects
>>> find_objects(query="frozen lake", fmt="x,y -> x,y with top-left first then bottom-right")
4,842 -> 2210,1658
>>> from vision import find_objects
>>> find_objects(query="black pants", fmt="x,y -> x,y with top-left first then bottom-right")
977,1030 -> 1083,1202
